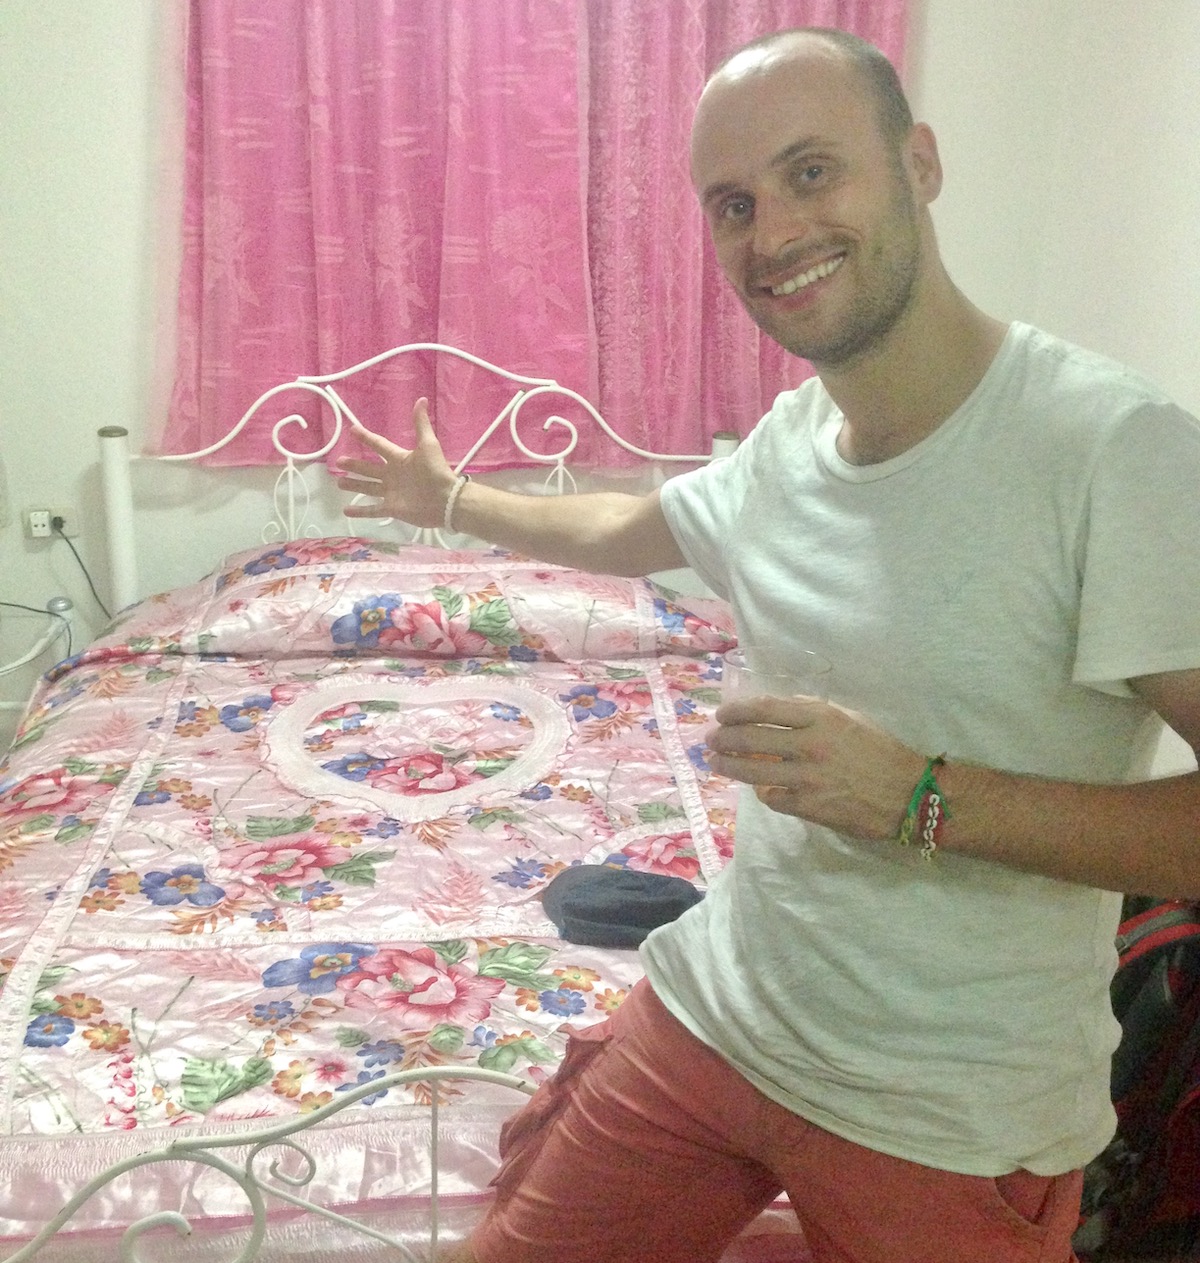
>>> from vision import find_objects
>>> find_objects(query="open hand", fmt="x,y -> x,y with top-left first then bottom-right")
707,695 -> 924,839
336,397 -> 458,528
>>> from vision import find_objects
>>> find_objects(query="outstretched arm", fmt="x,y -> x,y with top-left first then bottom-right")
707,667 -> 1200,897
336,398 -> 686,577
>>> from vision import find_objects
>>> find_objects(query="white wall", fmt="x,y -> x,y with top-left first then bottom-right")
908,0 -> 1200,417
1,0 -> 1198,766
0,0 -> 168,734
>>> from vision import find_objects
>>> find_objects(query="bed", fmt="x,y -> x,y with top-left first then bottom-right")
0,348 -> 810,1261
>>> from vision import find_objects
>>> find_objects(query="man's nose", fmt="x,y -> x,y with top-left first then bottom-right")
752,190 -> 810,259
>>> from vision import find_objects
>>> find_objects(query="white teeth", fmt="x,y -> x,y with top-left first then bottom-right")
770,254 -> 844,296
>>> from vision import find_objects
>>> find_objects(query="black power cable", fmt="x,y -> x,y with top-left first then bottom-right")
51,517 -> 112,620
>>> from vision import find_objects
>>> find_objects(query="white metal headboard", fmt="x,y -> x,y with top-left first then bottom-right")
99,343 -> 738,612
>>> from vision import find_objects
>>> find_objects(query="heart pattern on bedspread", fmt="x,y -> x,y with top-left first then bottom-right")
0,542 -> 738,1189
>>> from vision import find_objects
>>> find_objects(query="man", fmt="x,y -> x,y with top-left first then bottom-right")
336,28 -> 1200,1263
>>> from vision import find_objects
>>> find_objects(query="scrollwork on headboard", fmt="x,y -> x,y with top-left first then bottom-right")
99,343 -> 738,612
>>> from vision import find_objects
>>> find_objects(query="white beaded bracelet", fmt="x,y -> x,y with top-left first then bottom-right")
443,473 -> 471,534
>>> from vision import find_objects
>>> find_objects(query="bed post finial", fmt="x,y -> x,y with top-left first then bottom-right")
99,426 -> 139,614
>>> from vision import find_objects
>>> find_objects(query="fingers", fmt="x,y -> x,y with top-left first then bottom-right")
336,459 -> 385,480
336,478 -> 384,499
756,786 -> 802,815
352,426 -> 408,459
338,398 -> 443,467
714,695 -> 823,728
412,396 -> 436,445
706,700 -> 826,786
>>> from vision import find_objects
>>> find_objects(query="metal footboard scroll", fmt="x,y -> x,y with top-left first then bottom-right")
3,1066 -> 536,1263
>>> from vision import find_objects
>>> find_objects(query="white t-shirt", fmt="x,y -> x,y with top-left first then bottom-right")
648,322 -> 1200,1176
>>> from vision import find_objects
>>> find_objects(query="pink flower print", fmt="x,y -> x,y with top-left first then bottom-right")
337,946 -> 504,1030
602,678 -> 654,710
220,835 -> 347,888
370,752 -> 475,795
285,537 -> 372,565
382,600 -> 488,657
622,833 -> 701,881
313,1056 -> 350,1084
5,768 -> 99,822
712,828 -> 735,861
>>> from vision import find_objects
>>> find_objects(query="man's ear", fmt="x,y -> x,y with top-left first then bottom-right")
905,123 -> 943,204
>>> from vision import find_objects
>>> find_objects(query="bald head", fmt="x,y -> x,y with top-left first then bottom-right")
703,28 -> 914,154
688,27 -> 943,369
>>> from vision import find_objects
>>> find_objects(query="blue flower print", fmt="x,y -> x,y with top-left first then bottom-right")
687,743 -> 711,773
507,644 -> 539,663
470,1024 -> 499,1049
141,864 -> 226,907
490,703 -> 524,722
365,817 -> 402,839
24,1014 -> 75,1048
219,694 -> 275,733
242,546 -> 298,575
300,880 -> 335,902
134,788 -> 171,807
330,595 -> 403,649
261,942 -> 376,995
252,999 -> 296,1025
540,988 -> 587,1017
653,598 -> 687,634
560,684 -> 617,722
519,783 -> 553,801
492,858 -> 547,889
357,1039 -> 405,1068
674,697 -> 697,718
321,753 -> 386,782
337,1069 -> 390,1105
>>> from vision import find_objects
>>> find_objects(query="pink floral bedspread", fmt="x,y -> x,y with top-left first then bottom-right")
0,539 -> 743,1250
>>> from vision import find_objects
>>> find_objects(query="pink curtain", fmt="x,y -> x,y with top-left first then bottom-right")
162,0 -> 907,469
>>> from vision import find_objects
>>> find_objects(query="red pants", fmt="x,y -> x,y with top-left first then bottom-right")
472,980 -> 1083,1263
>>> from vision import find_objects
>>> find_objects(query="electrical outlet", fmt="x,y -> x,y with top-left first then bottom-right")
26,510 -> 52,538
24,506 -> 80,539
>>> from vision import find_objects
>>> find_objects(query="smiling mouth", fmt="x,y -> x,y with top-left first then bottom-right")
766,254 -> 846,297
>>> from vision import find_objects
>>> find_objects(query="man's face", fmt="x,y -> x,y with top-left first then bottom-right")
691,45 -> 925,368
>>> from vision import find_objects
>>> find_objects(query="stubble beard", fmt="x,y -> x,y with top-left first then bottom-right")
747,192 -> 923,369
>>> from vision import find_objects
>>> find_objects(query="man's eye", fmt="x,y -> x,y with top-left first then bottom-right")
790,161 -> 834,192
719,196 -> 754,222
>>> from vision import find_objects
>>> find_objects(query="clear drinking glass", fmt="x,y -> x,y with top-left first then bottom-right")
721,645 -> 833,701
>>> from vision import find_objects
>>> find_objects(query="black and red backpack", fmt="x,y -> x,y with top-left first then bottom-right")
1075,897 -> 1200,1260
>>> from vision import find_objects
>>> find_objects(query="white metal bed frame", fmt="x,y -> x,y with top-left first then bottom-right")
4,344 -> 739,1261
99,343 -> 737,613
0,600 -> 74,713
3,1067 -> 536,1263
